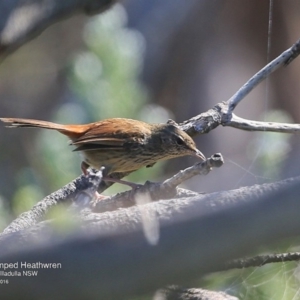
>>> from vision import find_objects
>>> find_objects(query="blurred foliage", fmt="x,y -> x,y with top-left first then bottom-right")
249,110 -> 292,180
203,260 -> 300,300
44,205 -> 81,234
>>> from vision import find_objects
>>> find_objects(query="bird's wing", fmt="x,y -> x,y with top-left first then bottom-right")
71,119 -> 150,151
72,137 -> 126,151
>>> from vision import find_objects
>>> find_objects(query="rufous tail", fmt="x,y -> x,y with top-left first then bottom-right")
0,118 -> 88,139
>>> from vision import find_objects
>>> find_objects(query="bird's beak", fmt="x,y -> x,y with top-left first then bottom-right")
195,149 -> 206,161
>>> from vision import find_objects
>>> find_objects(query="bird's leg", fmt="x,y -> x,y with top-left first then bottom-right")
81,161 -> 90,176
81,162 -> 143,200
103,176 -> 144,201
102,177 -> 142,189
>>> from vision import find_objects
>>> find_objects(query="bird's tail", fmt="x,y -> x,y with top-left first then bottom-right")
0,117 -> 88,139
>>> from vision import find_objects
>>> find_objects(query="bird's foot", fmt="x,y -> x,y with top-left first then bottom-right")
95,192 -> 109,200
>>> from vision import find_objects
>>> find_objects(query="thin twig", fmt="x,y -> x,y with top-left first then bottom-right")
224,252 -> 300,270
226,38 -> 300,115
161,153 -> 223,189
178,38 -> 300,136
227,113 -> 300,133
92,153 -> 223,212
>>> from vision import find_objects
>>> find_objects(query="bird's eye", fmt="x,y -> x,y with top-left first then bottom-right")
176,137 -> 184,146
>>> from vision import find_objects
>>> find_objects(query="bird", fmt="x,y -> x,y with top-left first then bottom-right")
0,117 -> 206,187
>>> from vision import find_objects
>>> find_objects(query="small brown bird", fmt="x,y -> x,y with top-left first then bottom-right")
0,117 -> 205,185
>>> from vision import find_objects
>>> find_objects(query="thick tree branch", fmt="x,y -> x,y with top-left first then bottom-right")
2,169 -> 106,234
155,286 -> 238,300
11,175 -> 298,241
2,154 -> 223,234
0,0 -> 117,58
0,176 -> 300,299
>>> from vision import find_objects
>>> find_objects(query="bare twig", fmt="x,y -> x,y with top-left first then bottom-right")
226,38 -> 300,115
161,153 -> 223,189
224,252 -> 300,270
178,38 -> 300,136
92,153 -> 223,213
227,114 -> 300,133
